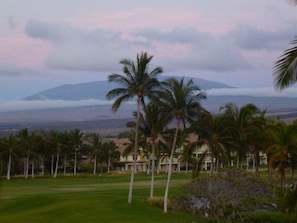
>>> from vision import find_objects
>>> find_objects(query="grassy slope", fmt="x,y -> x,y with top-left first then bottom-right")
0,173 -> 203,223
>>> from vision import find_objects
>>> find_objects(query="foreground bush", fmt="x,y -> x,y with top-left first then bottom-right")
172,169 -> 275,222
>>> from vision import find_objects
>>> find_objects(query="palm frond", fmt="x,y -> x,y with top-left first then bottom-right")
274,37 -> 297,90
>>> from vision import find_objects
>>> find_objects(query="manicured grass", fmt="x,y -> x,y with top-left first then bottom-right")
0,173 -> 203,223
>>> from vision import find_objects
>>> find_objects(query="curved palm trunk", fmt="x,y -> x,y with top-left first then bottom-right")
74,149 -> 77,175
150,142 -> 156,198
25,156 -> 29,179
7,153 -> 12,180
164,119 -> 180,213
108,153 -> 111,173
93,154 -> 97,175
128,96 -> 141,204
53,150 -> 59,178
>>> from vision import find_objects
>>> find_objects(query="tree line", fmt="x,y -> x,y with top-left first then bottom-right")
0,128 -> 120,180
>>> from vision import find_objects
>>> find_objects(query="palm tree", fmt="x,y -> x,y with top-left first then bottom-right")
0,134 -> 19,180
155,77 -> 206,213
34,131 -> 48,176
265,121 -> 297,190
102,140 -> 119,173
84,132 -> 102,175
106,52 -> 163,204
273,0 -> 297,90
127,103 -> 167,197
18,128 -> 32,179
191,111 -> 232,176
48,130 -> 64,178
274,38 -> 297,90
68,129 -> 83,175
28,132 -> 41,179
220,103 -> 261,168
245,110 -> 267,174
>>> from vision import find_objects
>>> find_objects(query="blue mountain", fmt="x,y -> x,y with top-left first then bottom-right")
23,75 -> 233,101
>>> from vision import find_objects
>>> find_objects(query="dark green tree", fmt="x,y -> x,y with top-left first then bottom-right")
106,52 -> 162,204
154,77 -> 206,213
220,103 -> 261,168
84,132 -> 102,175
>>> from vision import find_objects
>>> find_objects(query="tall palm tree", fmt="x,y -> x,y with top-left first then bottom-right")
85,132 -> 102,175
127,102 -> 167,197
48,130 -> 64,178
106,52 -> 163,204
0,134 -> 19,180
265,121 -> 297,190
220,103 -> 261,167
18,128 -> 32,179
191,111 -> 232,176
155,77 -> 206,213
273,0 -> 297,90
34,130 -> 48,176
245,110 -> 267,174
28,132 -> 41,179
68,129 -> 83,175
102,140 -> 119,173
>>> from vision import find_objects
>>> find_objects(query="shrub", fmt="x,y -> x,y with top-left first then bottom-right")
172,168 -> 274,222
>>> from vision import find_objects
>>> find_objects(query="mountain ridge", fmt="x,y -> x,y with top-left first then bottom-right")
23,75 -> 233,101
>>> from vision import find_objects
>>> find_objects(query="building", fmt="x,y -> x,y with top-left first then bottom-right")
112,136 -> 268,173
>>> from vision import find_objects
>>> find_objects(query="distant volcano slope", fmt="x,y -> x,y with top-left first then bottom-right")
23,76 -> 233,101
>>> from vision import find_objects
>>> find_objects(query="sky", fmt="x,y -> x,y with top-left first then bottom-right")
1,0 -> 297,101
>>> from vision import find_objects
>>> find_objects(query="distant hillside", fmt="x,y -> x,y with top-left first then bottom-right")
23,75 -> 233,101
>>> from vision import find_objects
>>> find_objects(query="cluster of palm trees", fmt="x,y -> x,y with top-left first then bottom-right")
106,52 -> 297,212
0,128 -> 120,180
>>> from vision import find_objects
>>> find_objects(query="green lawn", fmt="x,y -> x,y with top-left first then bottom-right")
0,173 -> 203,223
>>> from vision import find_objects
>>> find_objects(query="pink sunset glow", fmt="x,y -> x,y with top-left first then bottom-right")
0,0 -> 296,100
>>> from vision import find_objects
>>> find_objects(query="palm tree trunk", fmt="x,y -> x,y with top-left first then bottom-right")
210,151 -> 214,177
164,119 -> 180,213
108,154 -> 111,173
23,158 -> 26,176
93,154 -> 97,175
255,151 -> 260,176
31,160 -> 34,179
74,149 -> 77,175
128,97 -> 141,204
54,150 -> 59,178
25,156 -> 29,179
64,152 -> 67,175
7,153 -> 11,180
51,154 -> 54,176
150,143 -> 156,198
